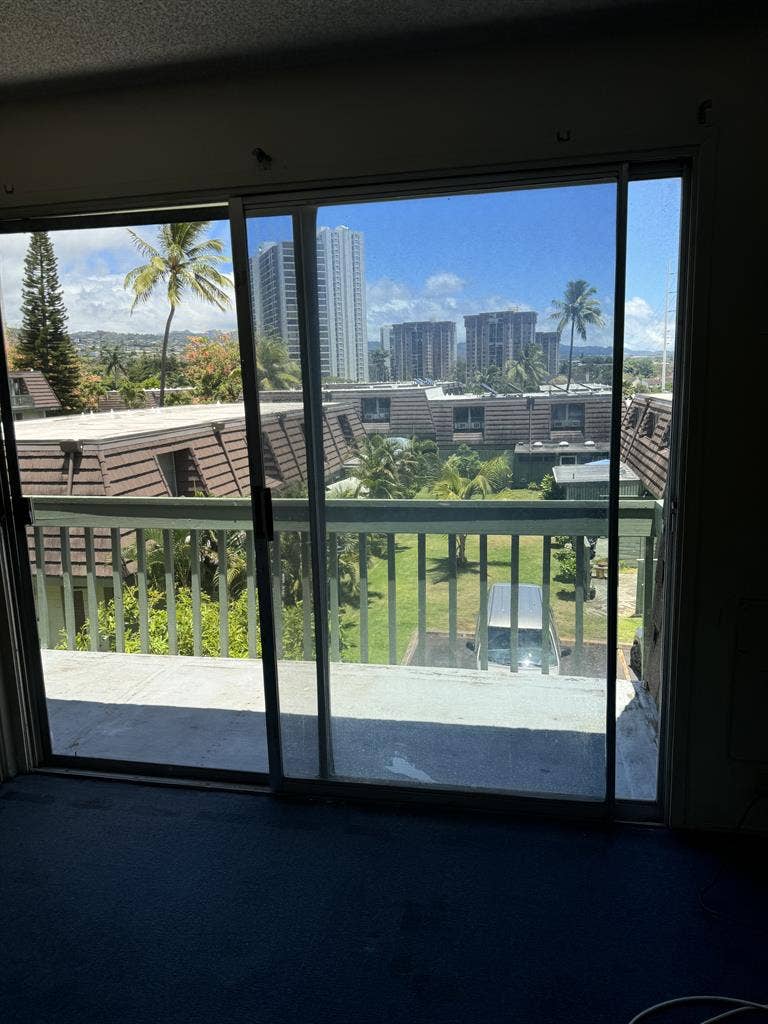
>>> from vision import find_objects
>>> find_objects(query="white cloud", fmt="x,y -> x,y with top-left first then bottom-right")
538,294 -> 670,352
624,295 -> 673,352
424,272 -> 465,295
0,227 -> 237,335
625,296 -> 654,320
366,277 -> 462,333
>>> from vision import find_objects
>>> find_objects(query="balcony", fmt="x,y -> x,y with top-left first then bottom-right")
11,393 -> 35,410
28,496 -> 662,799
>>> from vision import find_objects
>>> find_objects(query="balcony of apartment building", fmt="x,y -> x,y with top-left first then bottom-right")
9,371 -> 61,420
452,404 -> 485,443
359,396 -> 392,432
28,493 -> 662,801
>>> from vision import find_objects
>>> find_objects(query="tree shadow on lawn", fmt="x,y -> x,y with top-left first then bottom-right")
428,556 -> 481,584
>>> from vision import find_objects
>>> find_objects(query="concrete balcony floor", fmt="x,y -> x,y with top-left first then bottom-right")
42,650 -> 658,801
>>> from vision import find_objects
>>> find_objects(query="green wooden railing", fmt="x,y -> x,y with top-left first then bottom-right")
28,496 -> 662,673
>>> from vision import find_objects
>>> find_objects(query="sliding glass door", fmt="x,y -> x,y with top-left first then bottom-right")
0,208 -> 282,779
238,164 -> 682,809
0,162 -> 683,809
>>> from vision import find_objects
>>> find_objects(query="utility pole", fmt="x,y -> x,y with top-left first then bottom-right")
661,262 -> 677,392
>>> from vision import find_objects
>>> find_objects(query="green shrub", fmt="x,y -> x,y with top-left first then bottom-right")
63,585 -> 331,660
540,473 -> 563,500
554,547 -> 577,583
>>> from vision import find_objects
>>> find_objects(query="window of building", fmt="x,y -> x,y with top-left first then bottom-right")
361,397 -> 390,423
156,449 -> 201,497
551,403 -> 585,431
337,414 -> 355,443
643,412 -> 657,437
156,452 -> 178,496
453,406 -> 485,432
559,454 -> 577,465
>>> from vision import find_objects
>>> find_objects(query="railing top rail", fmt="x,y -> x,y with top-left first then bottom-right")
29,495 -> 660,537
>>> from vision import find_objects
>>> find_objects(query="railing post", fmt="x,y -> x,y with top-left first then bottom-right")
84,527 -> 99,652
60,528 -> 75,651
135,528 -> 149,654
33,528 -> 50,649
217,529 -> 228,658
387,533 -> 397,664
329,532 -> 340,662
479,534 -> 488,671
417,533 -> 426,667
163,530 -> 177,656
190,530 -> 202,657
448,533 -> 457,668
574,535 -> 585,674
510,535 -> 519,673
270,532 -> 282,659
247,532 -> 260,659
301,532 -> 312,661
358,533 -> 368,664
111,529 -> 125,653
541,536 -> 551,675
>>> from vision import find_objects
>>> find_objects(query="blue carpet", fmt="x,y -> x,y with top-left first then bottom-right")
1,774 -> 766,1024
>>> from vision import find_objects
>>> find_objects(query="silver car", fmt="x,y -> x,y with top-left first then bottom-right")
469,583 -> 569,674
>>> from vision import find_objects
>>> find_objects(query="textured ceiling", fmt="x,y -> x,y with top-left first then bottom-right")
1,0 -> 697,90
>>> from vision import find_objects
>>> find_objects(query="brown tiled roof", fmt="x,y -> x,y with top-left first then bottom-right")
19,400 -> 366,577
619,394 -> 672,499
10,370 -> 61,410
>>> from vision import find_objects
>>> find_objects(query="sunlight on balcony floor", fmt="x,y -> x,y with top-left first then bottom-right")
42,650 -> 657,801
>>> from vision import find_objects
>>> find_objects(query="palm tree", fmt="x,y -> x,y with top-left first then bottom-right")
256,336 -> 301,390
432,467 -> 491,567
124,222 -> 232,406
353,435 -> 405,498
505,343 -> 547,392
550,279 -> 605,392
432,458 -> 510,567
101,343 -> 129,385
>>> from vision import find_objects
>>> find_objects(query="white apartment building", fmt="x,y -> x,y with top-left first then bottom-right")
317,226 -> 368,382
250,226 -> 368,381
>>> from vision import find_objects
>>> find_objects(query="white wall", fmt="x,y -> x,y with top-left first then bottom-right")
1,23 -> 765,829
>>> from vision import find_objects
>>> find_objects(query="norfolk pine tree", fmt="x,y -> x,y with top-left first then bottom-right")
14,232 -> 81,409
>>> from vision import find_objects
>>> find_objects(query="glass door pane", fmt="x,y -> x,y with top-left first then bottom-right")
614,174 -> 683,802
243,213 -> 324,779
313,183 -> 621,797
0,214 -> 275,774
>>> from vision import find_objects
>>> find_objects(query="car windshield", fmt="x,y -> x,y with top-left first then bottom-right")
486,627 -> 555,667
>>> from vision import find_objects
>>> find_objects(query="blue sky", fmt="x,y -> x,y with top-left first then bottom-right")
1,178 -> 680,353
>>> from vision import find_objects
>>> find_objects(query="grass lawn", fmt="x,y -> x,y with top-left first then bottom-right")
337,490 -> 640,663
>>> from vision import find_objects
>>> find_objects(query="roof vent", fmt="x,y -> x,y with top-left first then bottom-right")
584,440 -> 595,447
533,441 -> 543,448
559,440 -> 569,447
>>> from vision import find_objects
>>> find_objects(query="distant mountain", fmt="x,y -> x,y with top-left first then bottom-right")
573,345 -> 662,357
